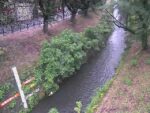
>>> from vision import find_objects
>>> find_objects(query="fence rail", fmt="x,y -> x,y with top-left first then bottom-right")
0,0 -> 71,36
0,11 -> 71,36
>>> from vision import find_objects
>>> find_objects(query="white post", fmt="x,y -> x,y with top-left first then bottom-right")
12,66 -> 28,109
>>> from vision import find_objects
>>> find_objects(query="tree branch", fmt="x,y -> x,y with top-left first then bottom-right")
105,9 -> 135,34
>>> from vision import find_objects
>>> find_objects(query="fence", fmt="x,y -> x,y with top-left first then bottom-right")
0,1 -> 71,36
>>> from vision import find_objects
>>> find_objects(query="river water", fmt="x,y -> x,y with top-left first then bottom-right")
32,8 -> 126,113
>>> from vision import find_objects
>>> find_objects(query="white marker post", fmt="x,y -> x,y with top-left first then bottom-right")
12,66 -> 28,109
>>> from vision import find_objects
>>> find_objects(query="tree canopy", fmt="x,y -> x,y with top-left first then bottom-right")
113,0 -> 150,49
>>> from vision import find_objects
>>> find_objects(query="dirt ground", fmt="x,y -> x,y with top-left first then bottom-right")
0,12 -> 100,83
96,40 -> 150,113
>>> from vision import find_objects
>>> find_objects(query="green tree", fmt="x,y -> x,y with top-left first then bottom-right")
112,0 -> 150,50
63,0 -> 80,23
38,0 -> 59,33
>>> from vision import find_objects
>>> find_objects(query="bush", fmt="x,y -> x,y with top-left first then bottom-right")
74,101 -> 82,113
0,83 -> 11,101
35,30 -> 87,93
35,15 -> 112,94
130,58 -> 138,66
48,108 -> 59,113
28,94 -> 39,109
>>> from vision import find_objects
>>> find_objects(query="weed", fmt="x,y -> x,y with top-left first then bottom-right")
8,100 -> 16,109
74,101 -> 82,113
130,58 -> 138,66
123,77 -> 132,86
48,108 -> 59,113
0,83 -> 11,101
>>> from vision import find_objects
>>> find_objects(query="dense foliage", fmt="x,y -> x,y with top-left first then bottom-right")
0,83 -> 11,101
74,101 -> 82,113
48,108 -> 59,113
115,0 -> 150,49
35,14 -> 112,94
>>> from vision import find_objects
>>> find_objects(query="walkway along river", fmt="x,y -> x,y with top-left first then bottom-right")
32,7 -> 126,113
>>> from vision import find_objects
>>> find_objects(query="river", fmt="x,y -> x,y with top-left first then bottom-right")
32,7 -> 126,113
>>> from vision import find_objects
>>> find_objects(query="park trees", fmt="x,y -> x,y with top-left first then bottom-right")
38,0 -> 60,33
38,0 -> 59,33
37,0 -> 103,32
62,0 -> 80,23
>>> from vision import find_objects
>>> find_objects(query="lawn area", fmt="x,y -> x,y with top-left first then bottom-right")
96,40 -> 150,113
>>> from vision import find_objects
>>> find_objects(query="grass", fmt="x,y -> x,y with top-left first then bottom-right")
85,79 -> 113,113
130,58 -> 138,66
123,77 -> 132,86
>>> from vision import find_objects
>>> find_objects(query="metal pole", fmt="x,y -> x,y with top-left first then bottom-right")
12,66 -> 28,109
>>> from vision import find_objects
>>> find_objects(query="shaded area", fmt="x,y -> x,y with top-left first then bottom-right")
32,8 -> 126,113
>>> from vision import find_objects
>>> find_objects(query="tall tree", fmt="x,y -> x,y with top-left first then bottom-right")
80,0 -> 90,16
38,0 -> 58,33
63,0 -> 80,23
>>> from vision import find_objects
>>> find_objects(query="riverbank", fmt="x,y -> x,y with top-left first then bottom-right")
95,39 -> 150,113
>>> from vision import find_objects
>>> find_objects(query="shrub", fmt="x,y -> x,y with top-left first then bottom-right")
28,94 -> 39,109
35,30 -> 87,93
130,58 -> 138,66
35,14 -> 112,94
0,83 -> 11,101
8,100 -> 16,109
48,108 -> 59,113
74,101 -> 82,113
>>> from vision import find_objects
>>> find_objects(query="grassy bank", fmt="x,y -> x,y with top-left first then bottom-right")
95,39 -> 150,113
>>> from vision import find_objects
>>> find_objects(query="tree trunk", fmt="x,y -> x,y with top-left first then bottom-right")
43,15 -> 49,33
83,9 -> 88,17
141,27 -> 148,50
71,12 -> 76,23
141,0 -> 148,50
33,0 -> 38,18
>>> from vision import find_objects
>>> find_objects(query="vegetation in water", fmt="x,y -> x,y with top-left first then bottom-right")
74,101 -> 82,113
48,108 -> 59,113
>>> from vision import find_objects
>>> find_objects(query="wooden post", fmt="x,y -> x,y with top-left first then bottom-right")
12,66 -> 28,109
